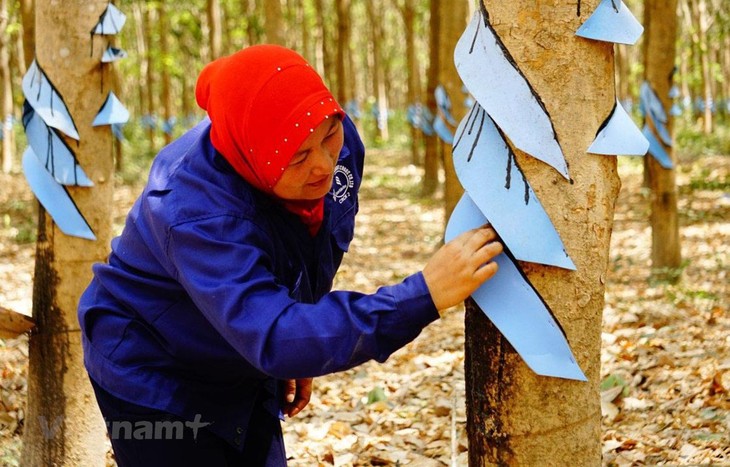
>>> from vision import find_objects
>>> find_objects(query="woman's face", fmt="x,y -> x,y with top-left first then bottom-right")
272,116 -> 344,201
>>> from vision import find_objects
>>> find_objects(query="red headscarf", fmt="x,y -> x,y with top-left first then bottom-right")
195,45 -> 344,235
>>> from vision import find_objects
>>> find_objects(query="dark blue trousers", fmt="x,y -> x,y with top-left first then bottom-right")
90,379 -> 284,466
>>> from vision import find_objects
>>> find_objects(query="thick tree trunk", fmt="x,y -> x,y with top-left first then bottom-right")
645,0 -> 682,277
465,1 -> 620,465
22,1 -> 114,465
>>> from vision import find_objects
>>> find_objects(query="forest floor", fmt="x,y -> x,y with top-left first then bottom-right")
0,146 -> 728,466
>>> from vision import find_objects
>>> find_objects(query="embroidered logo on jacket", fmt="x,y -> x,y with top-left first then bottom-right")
331,165 -> 354,204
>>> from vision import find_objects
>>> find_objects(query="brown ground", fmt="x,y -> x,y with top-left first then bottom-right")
0,148 -> 727,465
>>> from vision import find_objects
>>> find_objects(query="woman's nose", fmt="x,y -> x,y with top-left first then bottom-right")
310,147 -> 335,174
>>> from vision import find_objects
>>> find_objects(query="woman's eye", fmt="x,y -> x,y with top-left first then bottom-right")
289,154 -> 307,166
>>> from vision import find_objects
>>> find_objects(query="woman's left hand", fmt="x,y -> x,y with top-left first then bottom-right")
282,378 -> 313,418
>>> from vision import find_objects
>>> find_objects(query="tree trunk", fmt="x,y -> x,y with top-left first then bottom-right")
159,2 -> 173,146
0,0 -> 13,174
300,0 -> 314,65
208,0 -> 223,60
132,2 -> 148,139
400,0 -> 422,166
365,0 -> 388,142
143,3 -> 157,152
438,1 -> 467,225
265,0 -> 285,46
243,0 -> 261,46
645,0 -> 682,277
465,1 -> 620,464
615,45 -> 631,104
422,0 -> 440,196
19,0 -> 34,69
22,1 -> 114,464
335,0 -> 348,104
689,0 -> 713,133
312,0 -> 333,82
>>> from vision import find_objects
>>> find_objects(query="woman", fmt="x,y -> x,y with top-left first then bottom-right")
78,45 -> 502,466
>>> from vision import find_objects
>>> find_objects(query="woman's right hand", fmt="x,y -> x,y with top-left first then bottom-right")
422,226 -> 503,312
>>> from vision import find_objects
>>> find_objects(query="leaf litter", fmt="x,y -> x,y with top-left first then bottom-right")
0,148 -> 727,466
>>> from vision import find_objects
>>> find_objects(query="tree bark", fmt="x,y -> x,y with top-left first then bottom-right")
465,1 -> 620,464
335,0 -> 351,105
422,0 -> 440,196
365,0 -> 389,142
22,1 -> 114,465
159,2 -> 173,146
689,0 -> 713,133
399,0 -> 422,166
645,0 -> 682,277
132,2 -> 148,139
0,0 -> 14,174
143,3 -> 157,152
265,0 -> 285,46
19,0 -> 34,69
438,0 -> 467,225
208,0 -> 223,60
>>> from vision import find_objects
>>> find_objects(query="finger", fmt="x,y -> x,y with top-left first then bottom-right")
286,379 -> 313,418
453,225 -> 491,246
292,379 -> 313,415
284,379 -> 296,404
298,378 -> 313,402
473,260 -> 499,283
472,240 -> 503,264
463,227 -> 497,250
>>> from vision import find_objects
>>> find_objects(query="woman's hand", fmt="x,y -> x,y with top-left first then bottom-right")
282,378 -> 313,418
423,226 -> 503,312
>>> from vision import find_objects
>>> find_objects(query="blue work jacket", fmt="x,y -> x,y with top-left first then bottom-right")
78,116 -> 439,463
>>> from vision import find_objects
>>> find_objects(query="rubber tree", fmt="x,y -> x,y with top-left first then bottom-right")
465,1 -> 621,464
22,1 -> 114,465
645,0 -> 682,278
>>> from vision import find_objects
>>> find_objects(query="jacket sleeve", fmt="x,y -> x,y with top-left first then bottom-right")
166,214 -> 439,380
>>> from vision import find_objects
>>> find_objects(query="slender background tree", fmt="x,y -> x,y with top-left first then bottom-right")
645,0 -> 682,279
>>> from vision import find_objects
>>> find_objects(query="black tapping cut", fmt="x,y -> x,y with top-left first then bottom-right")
497,125 -> 530,207
453,104 -> 477,151
28,61 -> 80,138
23,101 -> 83,186
501,244 -> 570,340
472,4 -> 565,165
453,104 -> 486,164
594,100 -> 618,137
467,109 -> 486,163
